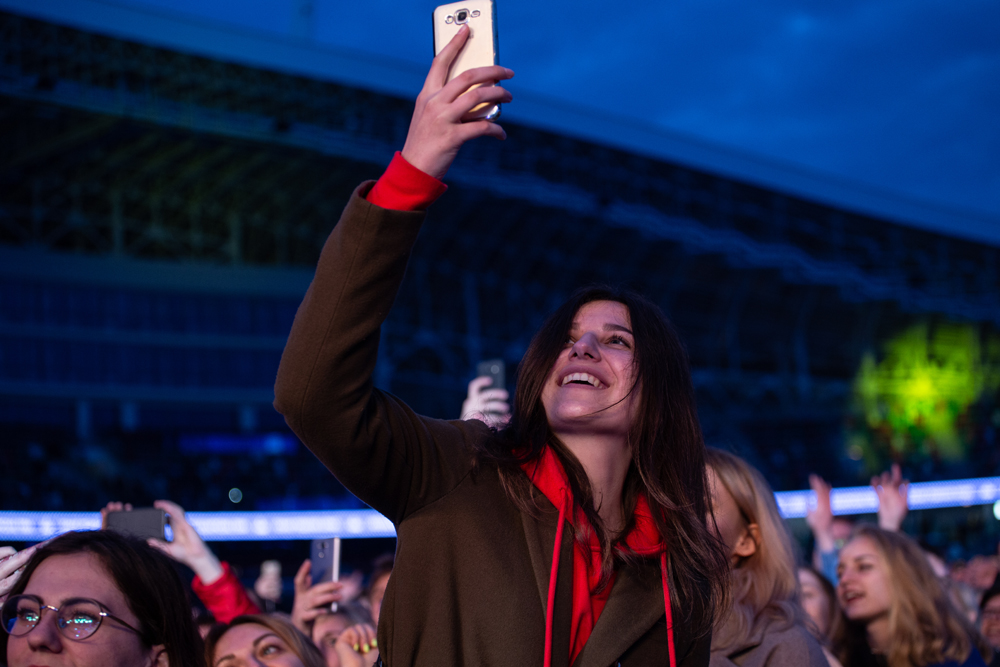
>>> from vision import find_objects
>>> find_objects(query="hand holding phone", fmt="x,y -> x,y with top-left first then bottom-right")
118,500 -> 226,585
105,507 -> 166,541
292,542 -> 344,633
400,12 -> 513,180
476,358 -> 505,393
460,359 -> 510,426
433,0 -> 501,121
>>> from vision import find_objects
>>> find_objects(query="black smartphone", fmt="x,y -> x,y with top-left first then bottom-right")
105,508 -> 166,541
476,358 -> 505,392
310,537 -> 341,610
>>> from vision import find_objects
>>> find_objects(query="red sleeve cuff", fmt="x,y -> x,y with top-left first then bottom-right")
366,152 -> 448,211
191,561 -> 261,623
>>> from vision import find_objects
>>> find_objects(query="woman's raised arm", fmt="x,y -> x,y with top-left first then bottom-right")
273,29 -> 513,524
402,24 -> 513,180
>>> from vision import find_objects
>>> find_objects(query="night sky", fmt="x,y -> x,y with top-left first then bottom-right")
49,0 -> 1000,226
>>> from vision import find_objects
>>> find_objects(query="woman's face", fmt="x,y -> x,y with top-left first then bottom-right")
212,623 -> 305,667
6,552 -> 164,667
311,613 -> 350,667
706,466 -> 757,565
368,571 -> 391,626
836,536 -> 892,624
798,568 -> 833,637
981,595 -> 1000,650
541,300 -> 639,437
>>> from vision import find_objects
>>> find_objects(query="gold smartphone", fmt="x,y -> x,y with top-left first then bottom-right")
432,0 -> 501,121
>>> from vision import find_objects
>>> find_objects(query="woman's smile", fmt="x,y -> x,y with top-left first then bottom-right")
541,300 -> 638,433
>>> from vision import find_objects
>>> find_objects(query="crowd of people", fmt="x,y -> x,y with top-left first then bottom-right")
2,442 -> 999,667
4,23 -> 1000,667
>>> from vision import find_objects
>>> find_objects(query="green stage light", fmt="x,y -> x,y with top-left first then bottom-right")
850,323 -> 1000,469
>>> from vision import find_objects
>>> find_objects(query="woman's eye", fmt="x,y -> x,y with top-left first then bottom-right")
259,643 -> 282,656
607,335 -> 630,347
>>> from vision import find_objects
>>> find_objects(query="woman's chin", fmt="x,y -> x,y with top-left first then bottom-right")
548,407 -> 629,435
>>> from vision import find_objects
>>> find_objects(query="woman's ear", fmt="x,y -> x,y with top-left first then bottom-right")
148,644 -> 169,667
733,523 -> 760,559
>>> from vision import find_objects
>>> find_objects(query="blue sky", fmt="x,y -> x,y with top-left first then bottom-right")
54,0 -> 1000,226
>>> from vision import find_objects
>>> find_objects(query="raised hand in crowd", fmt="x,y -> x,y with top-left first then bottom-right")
102,499 -> 260,623
460,375 -> 511,428
292,558 -> 345,634
99,500 -> 133,526
332,623 -> 379,667
872,462 -> 909,531
0,544 -> 42,605
102,499 -> 223,582
142,499 -> 225,583
400,23 -> 513,180
806,473 -> 836,555
254,559 -> 283,611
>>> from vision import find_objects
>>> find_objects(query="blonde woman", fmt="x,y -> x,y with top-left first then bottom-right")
834,525 -> 991,667
705,448 -> 830,667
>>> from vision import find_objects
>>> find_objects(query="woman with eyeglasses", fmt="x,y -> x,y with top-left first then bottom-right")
1,530 -> 203,667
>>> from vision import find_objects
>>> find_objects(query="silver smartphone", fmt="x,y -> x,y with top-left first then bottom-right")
310,537 -> 341,611
432,0 -> 501,121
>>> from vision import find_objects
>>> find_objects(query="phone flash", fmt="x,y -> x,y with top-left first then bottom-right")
445,8 -> 480,24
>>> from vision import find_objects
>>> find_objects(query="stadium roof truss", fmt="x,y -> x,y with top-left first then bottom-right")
1,9 -> 998,425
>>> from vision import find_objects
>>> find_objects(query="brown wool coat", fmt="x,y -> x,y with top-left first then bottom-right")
274,183 -> 712,667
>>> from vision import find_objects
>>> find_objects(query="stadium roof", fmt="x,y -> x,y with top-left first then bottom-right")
3,0 -> 999,248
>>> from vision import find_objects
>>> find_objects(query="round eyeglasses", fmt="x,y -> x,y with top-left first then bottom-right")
1,594 -> 143,641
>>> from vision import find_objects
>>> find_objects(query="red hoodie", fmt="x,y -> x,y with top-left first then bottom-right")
521,446 -> 676,667
190,561 -> 261,624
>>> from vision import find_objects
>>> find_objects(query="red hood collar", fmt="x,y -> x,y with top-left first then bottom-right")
521,445 -> 664,555
520,444 -> 676,667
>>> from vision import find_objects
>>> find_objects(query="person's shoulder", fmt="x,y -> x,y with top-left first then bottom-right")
758,620 -> 828,666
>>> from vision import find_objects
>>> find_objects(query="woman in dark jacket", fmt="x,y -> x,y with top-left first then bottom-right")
274,26 -> 728,667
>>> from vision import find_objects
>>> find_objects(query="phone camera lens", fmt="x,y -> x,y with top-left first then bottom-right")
456,9 -> 468,22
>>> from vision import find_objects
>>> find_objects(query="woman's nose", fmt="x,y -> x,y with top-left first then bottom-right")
569,332 -> 600,360
25,610 -> 63,653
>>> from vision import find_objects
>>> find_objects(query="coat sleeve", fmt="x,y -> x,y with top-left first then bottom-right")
273,182 -> 491,525
190,562 -> 261,624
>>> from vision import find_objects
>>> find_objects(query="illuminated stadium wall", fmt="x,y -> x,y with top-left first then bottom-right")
1,7 -> 999,561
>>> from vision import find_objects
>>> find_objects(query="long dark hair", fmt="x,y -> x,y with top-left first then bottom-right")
1,530 -> 204,667
479,285 -> 729,635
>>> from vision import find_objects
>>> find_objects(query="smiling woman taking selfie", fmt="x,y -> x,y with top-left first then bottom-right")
834,525 -> 991,667
274,24 -> 728,667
